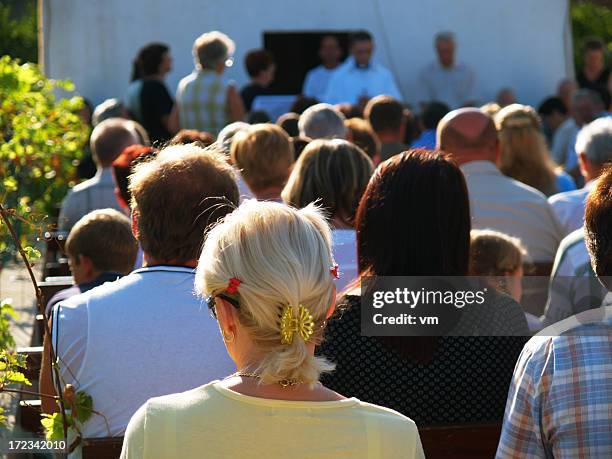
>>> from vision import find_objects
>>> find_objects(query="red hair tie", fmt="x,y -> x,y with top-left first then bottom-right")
226,277 -> 241,294
330,264 -> 340,279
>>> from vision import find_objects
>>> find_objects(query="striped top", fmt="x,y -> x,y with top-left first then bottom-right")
176,70 -> 230,136
497,306 -> 612,458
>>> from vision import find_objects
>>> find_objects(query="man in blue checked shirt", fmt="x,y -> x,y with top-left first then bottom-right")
497,166 -> 612,458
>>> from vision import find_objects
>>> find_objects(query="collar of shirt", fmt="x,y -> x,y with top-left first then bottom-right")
132,265 -> 196,275
460,160 -> 501,177
95,167 -> 115,184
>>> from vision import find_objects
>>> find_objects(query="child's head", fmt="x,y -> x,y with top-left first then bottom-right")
470,229 -> 526,301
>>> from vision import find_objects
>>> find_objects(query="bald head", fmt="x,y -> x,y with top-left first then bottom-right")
436,108 -> 499,164
90,118 -> 142,168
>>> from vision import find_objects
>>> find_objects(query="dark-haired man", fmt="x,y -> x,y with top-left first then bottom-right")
577,37 -> 611,109
364,95 -> 407,161
323,31 -> 401,105
240,49 -> 275,112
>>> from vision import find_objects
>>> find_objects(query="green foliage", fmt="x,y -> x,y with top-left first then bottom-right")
0,56 -> 89,264
41,412 -> 72,440
0,0 -> 37,64
41,390 -> 92,440
0,349 -> 30,388
570,1 -> 612,69
0,298 -> 18,349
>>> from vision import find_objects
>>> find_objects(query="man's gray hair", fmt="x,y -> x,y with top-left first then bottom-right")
193,31 -> 235,70
216,121 -> 250,156
576,117 -> 612,164
298,103 -> 347,140
92,98 -> 125,126
435,31 -> 455,46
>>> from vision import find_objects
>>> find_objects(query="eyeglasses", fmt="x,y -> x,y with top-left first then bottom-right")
206,293 -> 240,319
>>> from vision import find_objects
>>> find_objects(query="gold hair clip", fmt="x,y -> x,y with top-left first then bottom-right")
279,305 -> 315,345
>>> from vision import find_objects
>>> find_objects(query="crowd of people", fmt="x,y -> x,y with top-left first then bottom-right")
40,28 -> 612,458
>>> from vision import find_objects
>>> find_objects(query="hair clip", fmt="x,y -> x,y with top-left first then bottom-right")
226,277 -> 241,294
330,264 -> 340,279
279,305 -> 315,345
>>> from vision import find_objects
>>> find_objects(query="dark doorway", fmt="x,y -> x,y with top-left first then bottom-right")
263,31 -> 353,95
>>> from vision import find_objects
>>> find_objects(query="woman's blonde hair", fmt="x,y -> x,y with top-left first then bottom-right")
281,139 -> 374,226
495,104 -> 558,195
195,200 -> 336,386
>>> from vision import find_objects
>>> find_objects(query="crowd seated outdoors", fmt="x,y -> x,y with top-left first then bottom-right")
27,27 -> 611,458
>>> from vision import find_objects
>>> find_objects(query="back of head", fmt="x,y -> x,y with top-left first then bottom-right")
90,118 -> 141,167
436,108 -> 498,164
112,144 -> 156,207
298,103 -> 347,139
132,42 -> 169,80
230,124 -> 294,192
469,229 -> 525,276
538,97 -> 568,117
129,144 -> 239,263
216,121 -> 250,156
585,165 -> 612,288
576,117 -> 612,165
356,149 -> 470,276
572,89 -> 604,125
276,112 -> 300,137
92,99 -> 126,126
494,103 -> 556,194
345,118 -> 380,160
282,139 -> 374,226
66,209 -> 138,274
195,200 -> 336,385
422,101 -> 450,130
245,49 -> 274,78
171,129 -> 215,148
193,31 -> 235,70
364,95 -> 404,134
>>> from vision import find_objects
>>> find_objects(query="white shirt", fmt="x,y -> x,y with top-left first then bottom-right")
58,168 -> 123,231
548,180 -> 595,236
302,65 -> 339,101
332,229 -> 358,293
323,57 -> 402,105
418,61 -> 476,109
550,118 -> 578,168
52,265 -> 234,438
461,161 -> 564,263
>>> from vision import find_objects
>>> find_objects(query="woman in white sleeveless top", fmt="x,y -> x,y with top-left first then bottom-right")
121,200 -> 423,458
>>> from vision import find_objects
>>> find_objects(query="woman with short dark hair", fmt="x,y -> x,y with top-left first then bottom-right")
319,149 -> 529,426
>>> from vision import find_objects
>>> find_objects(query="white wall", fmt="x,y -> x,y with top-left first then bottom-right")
42,0 -> 571,108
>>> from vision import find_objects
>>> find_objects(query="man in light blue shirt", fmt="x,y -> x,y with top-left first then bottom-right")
302,35 -> 343,101
419,31 -> 477,110
323,31 -> 402,105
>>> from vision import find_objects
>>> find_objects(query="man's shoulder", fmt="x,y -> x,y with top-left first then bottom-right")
548,187 -> 588,206
535,306 -> 612,341
69,176 -> 98,194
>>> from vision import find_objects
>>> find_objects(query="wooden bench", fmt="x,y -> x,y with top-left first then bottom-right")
82,437 -> 124,459
419,422 -> 502,459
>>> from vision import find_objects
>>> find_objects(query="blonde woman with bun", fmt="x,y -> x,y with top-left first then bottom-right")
495,103 -> 576,196
121,200 -> 424,459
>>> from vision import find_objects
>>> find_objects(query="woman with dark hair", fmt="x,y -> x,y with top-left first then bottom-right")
318,149 -> 529,427
126,43 -> 175,143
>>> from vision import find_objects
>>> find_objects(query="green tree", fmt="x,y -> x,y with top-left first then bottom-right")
0,0 -> 37,63
0,56 -> 89,265
571,1 -> 612,69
